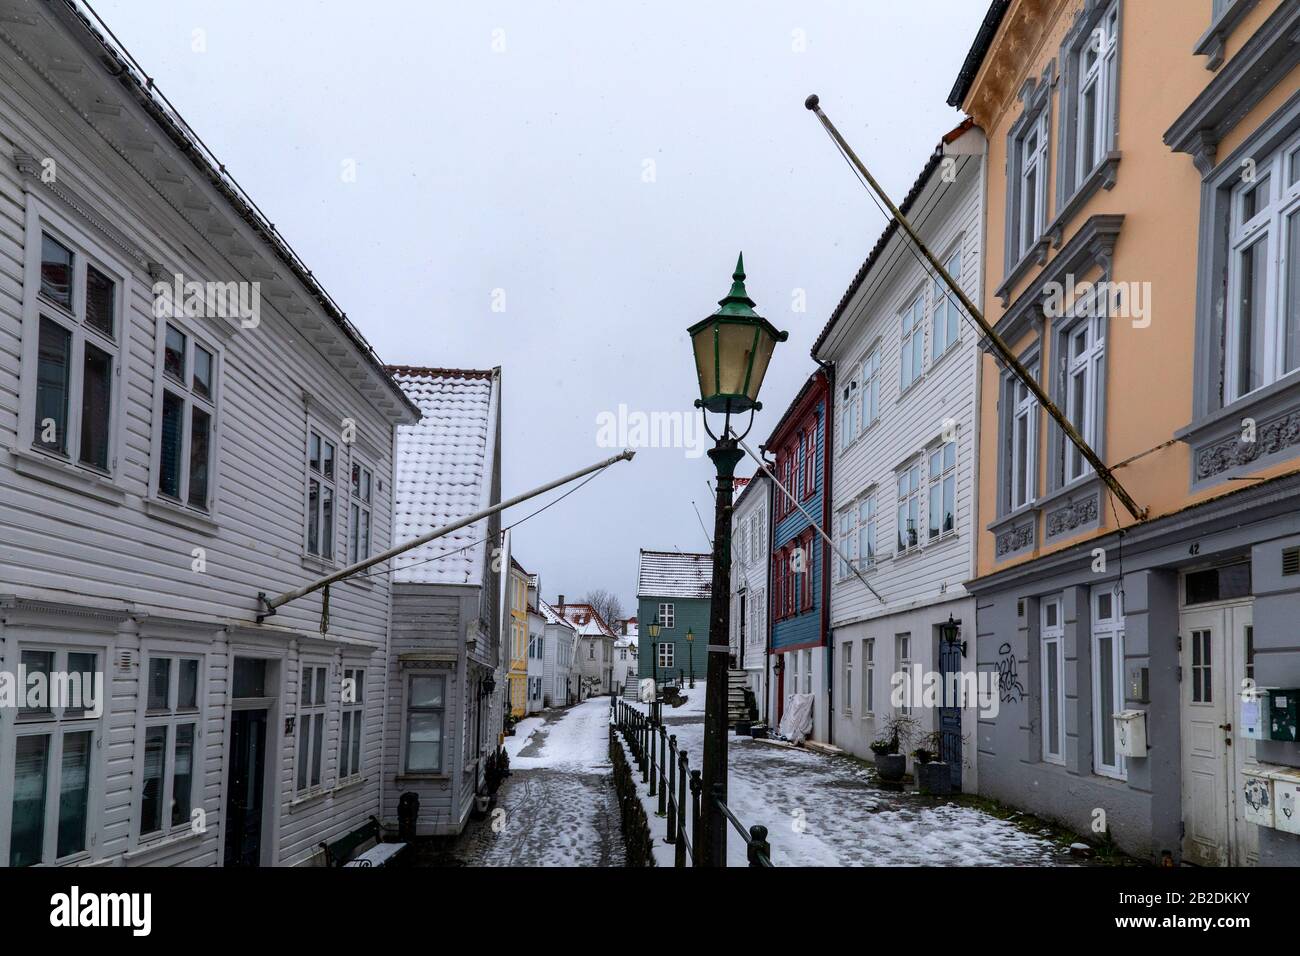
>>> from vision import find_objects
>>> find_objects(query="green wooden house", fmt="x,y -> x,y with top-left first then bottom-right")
636,550 -> 712,685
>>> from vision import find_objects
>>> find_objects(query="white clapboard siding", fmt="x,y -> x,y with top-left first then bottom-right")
0,11 -> 409,868
824,162 -> 983,629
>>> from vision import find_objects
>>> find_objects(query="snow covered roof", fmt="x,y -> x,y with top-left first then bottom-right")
389,367 -> 501,585
539,599 -> 576,630
555,603 -> 616,638
637,549 -> 713,600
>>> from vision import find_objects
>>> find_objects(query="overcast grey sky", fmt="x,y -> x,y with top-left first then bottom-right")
95,0 -> 986,614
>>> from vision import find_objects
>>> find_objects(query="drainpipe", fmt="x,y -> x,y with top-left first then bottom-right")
816,360 -> 835,747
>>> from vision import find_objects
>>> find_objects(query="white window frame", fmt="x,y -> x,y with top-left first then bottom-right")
862,638 -> 875,716
896,460 -> 922,555
899,293 -> 925,391
1224,132 -> 1300,402
347,449 -> 375,564
1061,314 -> 1105,484
1090,582 -> 1126,780
895,634 -> 913,715
403,671 -> 446,774
20,203 -> 129,479
304,423 -> 339,561
1075,3 -> 1120,186
926,440 -> 957,542
1040,597 -> 1066,765
836,507 -> 857,581
150,315 -> 221,513
861,347 -> 881,428
1018,112 -> 1051,259
857,493 -> 877,570
296,662 -> 330,792
657,642 -> 675,670
1009,367 -> 1039,510
840,373 -> 859,450
5,643 -> 104,867
842,642 -> 853,715
931,245 -> 963,360
658,603 -> 675,630
137,651 -> 202,843
339,666 -> 365,781
801,649 -> 812,695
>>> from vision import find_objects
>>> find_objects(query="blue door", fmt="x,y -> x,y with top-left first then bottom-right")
938,628 -> 963,791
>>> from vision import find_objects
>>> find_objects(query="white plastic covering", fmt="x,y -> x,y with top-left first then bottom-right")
778,693 -> 815,744
639,678 -> 657,704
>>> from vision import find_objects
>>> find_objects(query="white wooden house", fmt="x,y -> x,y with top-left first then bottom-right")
0,0 -> 419,866
385,367 -> 504,837
538,598 -> 575,707
730,473 -> 770,711
813,123 -> 985,791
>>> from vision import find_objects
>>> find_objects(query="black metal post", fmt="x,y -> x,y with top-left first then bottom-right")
658,725 -> 668,815
689,769 -> 702,867
666,735 -> 678,843
676,753 -> 689,867
700,436 -> 743,867
649,715 -> 657,798
747,825 -> 770,867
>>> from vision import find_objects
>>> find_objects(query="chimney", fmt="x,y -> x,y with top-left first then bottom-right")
558,595 -> 565,607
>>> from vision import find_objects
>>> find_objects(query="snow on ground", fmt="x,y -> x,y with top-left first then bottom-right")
624,685 -> 1073,867
455,698 -> 623,867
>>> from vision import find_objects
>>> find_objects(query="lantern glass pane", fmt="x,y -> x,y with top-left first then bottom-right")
716,322 -> 757,399
745,330 -> 777,404
692,325 -> 717,401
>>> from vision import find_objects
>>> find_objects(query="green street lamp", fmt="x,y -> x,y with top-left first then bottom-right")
688,253 -> 787,868
686,628 -> 696,688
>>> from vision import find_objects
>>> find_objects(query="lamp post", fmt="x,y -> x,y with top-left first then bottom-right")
647,615 -> 662,723
686,628 -> 696,688
687,253 -> 787,867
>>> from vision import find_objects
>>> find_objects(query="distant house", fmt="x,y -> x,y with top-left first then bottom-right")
525,574 -> 546,714
764,369 -> 832,742
539,599 -> 577,707
386,367 -> 505,838
731,473 -> 771,715
612,624 -> 639,698
636,550 -> 712,686
506,558 -> 530,717
556,599 -> 616,698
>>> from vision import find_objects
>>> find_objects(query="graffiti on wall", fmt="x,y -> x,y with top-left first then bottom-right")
996,642 -> 1025,704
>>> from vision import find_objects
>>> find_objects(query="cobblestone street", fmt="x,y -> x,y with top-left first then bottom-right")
451,699 -> 626,867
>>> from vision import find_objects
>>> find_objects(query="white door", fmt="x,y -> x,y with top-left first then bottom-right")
1179,602 -> 1254,866
1228,605 -> 1259,866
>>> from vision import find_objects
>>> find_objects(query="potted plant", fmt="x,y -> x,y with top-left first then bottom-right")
913,731 -> 952,795
870,715 -> 916,783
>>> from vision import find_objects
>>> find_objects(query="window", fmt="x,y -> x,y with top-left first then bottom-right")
1184,562 -> 1252,605
140,654 -> 200,839
658,643 -> 675,670
896,460 -> 922,554
306,427 -> 337,559
1223,132 -> 1300,402
862,639 -> 875,716
658,603 -> 675,630
1191,629 -> 1212,704
802,649 -> 813,695
842,643 -> 853,714
931,246 -> 962,359
836,508 -> 856,580
1060,315 -> 1105,485
1091,583 -> 1126,779
788,653 -> 799,699
895,634 -> 912,714
348,457 -> 374,563
296,664 -> 328,791
799,531 -> 815,612
155,322 -> 218,510
1074,3 -> 1120,186
1006,366 -> 1040,511
9,647 -> 99,866
1018,113 -> 1051,260
802,430 -> 816,498
927,441 -> 957,541
857,495 -> 876,569
29,229 -> 122,473
900,293 -> 925,390
840,376 -> 858,449
339,667 -> 364,780
1041,597 -> 1065,764
405,673 -> 445,773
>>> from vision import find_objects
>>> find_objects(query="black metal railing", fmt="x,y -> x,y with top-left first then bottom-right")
611,697 -> 773,867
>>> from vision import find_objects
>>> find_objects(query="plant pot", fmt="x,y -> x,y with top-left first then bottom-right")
874,752 -> 906,782
917,760 -> 952,796
475,795 -> 491,814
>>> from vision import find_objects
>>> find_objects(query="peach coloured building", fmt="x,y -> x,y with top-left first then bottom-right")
953,0 -> 1300,864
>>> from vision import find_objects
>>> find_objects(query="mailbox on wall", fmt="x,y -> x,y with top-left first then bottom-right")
1242,767 -> 1276,828
1273,768 -> 1300,836
1114,710 -> 1147,757
1269,690 -> 1299,742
